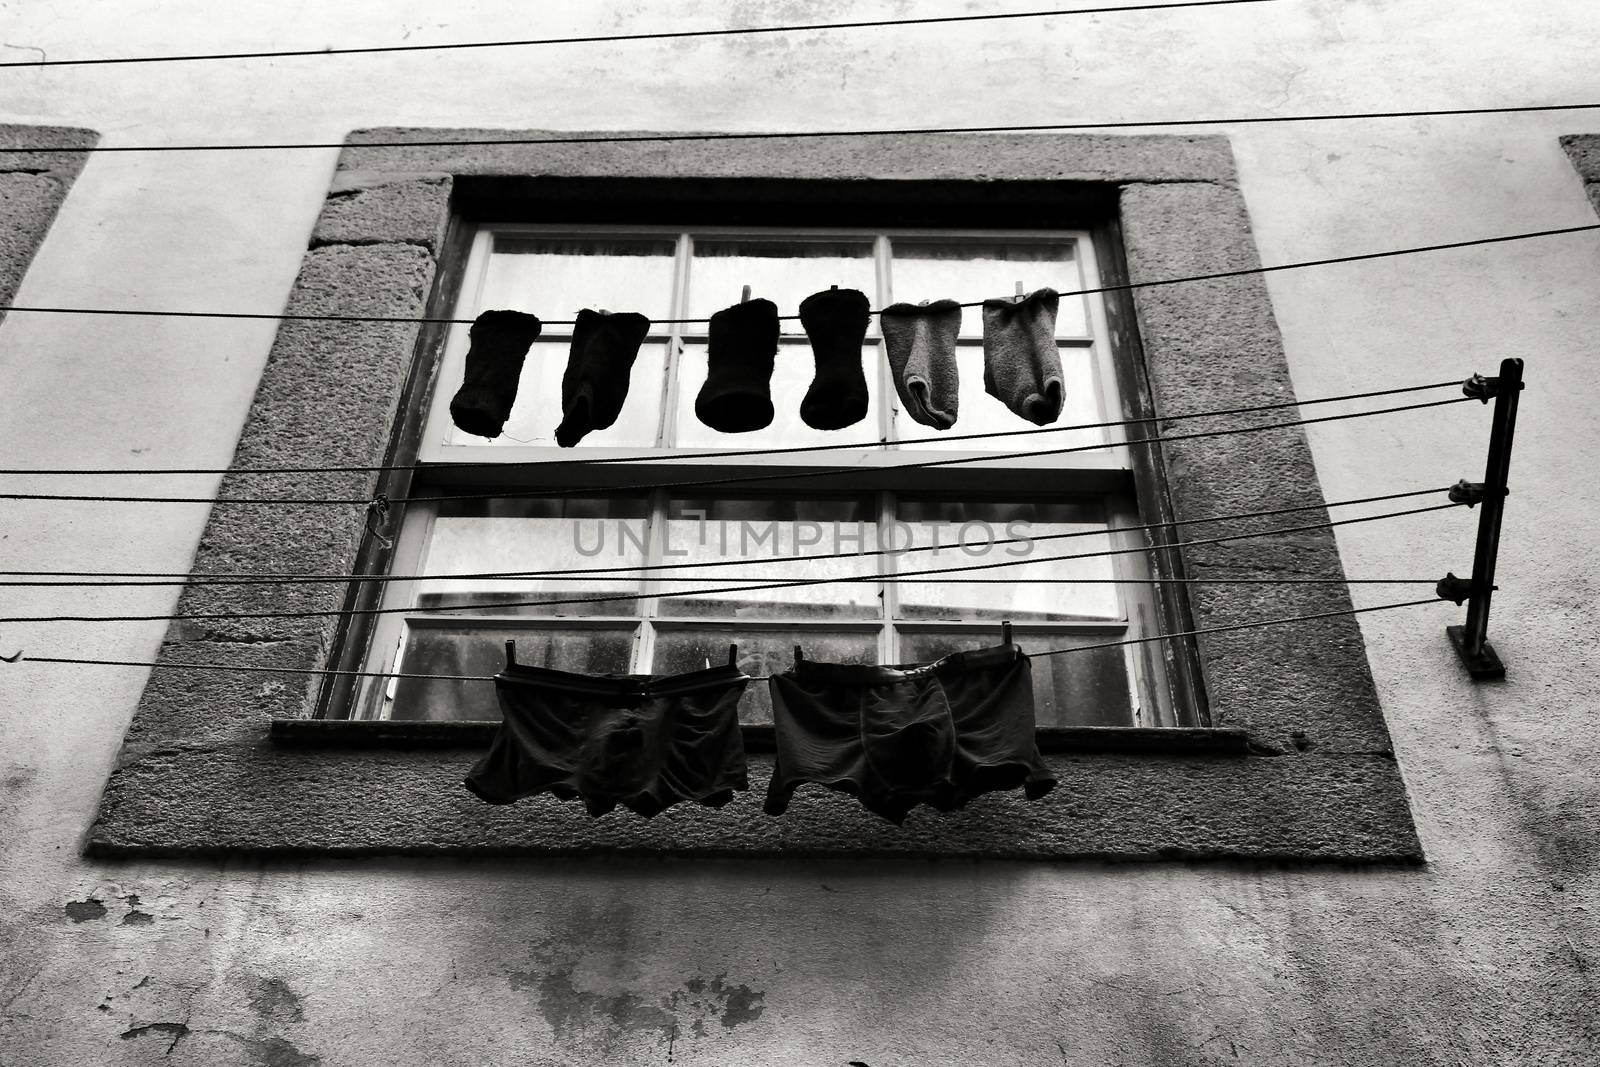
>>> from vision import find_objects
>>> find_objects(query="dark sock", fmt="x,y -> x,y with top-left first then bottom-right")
880,299 -> 961,430
798,287 -> 871,430
696,298 -> 778,433
982,288 -> 1064,426
449,310 -> 542,439
554,309 -> 651,447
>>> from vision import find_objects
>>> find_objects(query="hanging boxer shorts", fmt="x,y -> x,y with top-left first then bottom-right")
764,642 -> 1056,823
464,661 -> 750,818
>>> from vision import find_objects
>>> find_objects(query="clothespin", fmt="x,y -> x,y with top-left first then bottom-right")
727,643 -> 739,668
1001,620 -> 1014,646
365,494 -> 393,549
741,285 -> 752,304
793,644 -> 805,664
504,640 -> 518,670
1014,280 -> 1025,304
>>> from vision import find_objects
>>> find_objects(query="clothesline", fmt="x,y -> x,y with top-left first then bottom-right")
0,500 -> 1463,624
3,223 -> 1594,326
0,485 -> 1455,586
0,396 -> 1477,506
0,379 -> 1463,477
0,1 -> 1277,68
4,597 -> 1446,684
5,108 -> 1600,157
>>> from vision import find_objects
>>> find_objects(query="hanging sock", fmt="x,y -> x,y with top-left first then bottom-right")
798,287 -> 872,430
764,642 -> 1055,824
449,310 -> 543,439
554,309 -> 651,447
696,298 -> 779,433
464,660 -> 751,818
982,288 -> 1064,426
879,299 -> 961,430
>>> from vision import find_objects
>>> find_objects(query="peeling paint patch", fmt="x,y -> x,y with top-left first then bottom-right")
120,1021 -> 189,1054
63,898 -> 106,922
516,963 -> 765,1047
236,1035 -> 320,1066
534,966 -> 676,1041
250,976 -> 307,1025
121,895 -> 154,925
714,976 -> 765,1029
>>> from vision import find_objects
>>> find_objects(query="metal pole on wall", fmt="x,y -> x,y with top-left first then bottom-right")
1446,357 -> 1523,679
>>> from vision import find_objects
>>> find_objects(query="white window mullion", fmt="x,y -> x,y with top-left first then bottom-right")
657,231 -> 695,449
633,489 -> 668,673
878,489 -> 900,664
873,234 -> 896,448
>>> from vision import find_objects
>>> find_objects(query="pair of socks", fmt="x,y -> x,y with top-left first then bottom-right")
447,308 -> 651,446
880,288 -> 1066,430
695,287 -> 872,433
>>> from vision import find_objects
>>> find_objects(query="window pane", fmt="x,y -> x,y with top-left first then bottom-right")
888,240 -> 1088,336
892,498 -> 1123,622
387,625 -> 637,722
898,629 -> 1134,728
673,339 -> 882,449
683,239 -> 876,336
412,497 -> 648,617
478,236 -> 677,326
651,626 -> 878,724
656,496 -> 880,619
439,339 -> 665,449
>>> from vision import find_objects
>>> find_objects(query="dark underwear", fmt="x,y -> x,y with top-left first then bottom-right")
464,662 -> 750,818
765,643 -> 1056,823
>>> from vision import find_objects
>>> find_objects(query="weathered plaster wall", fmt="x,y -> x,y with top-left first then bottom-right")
2,1 -> 1598,1064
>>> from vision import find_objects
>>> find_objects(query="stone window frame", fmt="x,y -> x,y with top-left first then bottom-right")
1,126 -> 97,331
87,130 -> 1422,860
1561,135 -> 1600,217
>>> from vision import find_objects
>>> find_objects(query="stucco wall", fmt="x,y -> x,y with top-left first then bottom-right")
2,2 -> 1598,1064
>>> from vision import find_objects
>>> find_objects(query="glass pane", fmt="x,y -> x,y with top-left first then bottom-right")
684,239 -> 877,336
412,497 -> 648,617
656,496 -> 880,619
898,629 -> 1134,728
479,236 -> 678,326
892,499 -> 1123,622
388,625 -> 637,722
888,240 -> 1088,337
438,339 -> 665,449
889,340 -> 1104,448
652,626 -> 878,724
673,339 -> 882,449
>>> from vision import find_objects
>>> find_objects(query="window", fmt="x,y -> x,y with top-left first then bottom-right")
345,224 -> 1186,729
91,131 -> 1418,860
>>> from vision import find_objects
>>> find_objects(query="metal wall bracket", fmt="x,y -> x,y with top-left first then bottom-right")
1447,479 -> 1488,507
1448,358 -> 1523,680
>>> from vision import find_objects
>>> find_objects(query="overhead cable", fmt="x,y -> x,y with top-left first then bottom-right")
0,485 -> 1453,586
4,223 -> 1595,329
0,1 -> 1279,68
5,597 -> 1446,683
0,396 -> 1479,505
3,105 -> 1599,155
0,500 -> 1463,624
0,379 -> 1464,477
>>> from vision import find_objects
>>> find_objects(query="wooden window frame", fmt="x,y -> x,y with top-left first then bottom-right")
336,220 -> 1197,729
